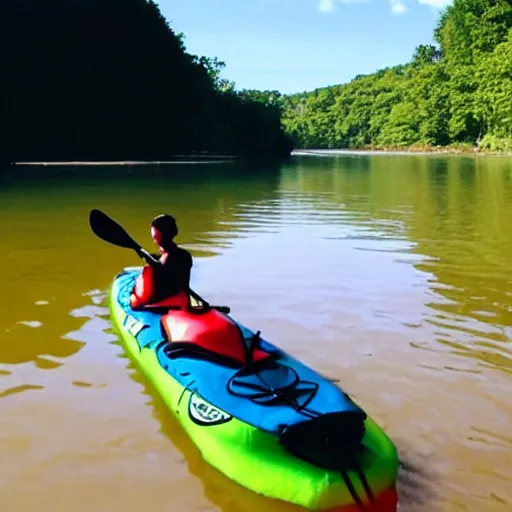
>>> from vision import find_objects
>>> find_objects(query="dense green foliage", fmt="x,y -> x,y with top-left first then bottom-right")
0,0 -> 292,162
281,0 -> 512,151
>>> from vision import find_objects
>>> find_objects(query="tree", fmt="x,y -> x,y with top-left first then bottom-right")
280,0 -> 512,151
0,0 -> 292,162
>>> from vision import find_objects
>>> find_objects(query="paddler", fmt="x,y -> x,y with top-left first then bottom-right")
130,214 -> 193,309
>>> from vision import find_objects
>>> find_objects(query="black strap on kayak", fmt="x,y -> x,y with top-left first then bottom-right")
356,460 -> 376,504
243,330 -> 261,366
339,452 -> 376,511
163,342 -> 247,369
340,470 -> 366,510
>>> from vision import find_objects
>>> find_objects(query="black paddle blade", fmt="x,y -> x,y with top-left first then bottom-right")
89,209 -> 141,251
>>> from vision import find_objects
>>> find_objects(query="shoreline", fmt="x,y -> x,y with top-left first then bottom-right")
292,147 -> 512,158
12,157 -> 244,167
9,145 -> 512,168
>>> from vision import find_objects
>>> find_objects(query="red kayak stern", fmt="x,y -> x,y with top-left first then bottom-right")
324,486 -> 398,512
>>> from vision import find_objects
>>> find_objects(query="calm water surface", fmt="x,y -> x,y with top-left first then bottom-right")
1,155 -> 511,511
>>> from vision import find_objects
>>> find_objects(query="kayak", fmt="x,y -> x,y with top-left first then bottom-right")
109,267 -> 399,511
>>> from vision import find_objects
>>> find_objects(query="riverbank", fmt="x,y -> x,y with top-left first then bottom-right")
10,152 -> 246,167
293,145 -> 512,158
13,158 -> 243,167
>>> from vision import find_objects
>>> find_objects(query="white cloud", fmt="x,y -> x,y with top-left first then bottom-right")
417,0 -> 452,7
318,0 -> 336,12
317,0 -> 451,14
391,0 -> 408,14
317,0 -> 369,13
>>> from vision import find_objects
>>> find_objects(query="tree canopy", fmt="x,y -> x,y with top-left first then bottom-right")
281,0 -> 512,152
0,0 -> 293,162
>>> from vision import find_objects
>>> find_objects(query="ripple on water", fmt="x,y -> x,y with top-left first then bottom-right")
16,320 -> 43,328
0,384 -> 44,399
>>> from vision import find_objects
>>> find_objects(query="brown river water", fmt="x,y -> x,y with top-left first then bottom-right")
1,155 -> 511,512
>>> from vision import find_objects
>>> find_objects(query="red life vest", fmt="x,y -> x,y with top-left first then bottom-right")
130,246 -> 192,309
130,265 -> 156,309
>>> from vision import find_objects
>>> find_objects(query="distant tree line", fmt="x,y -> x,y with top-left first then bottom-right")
279,0 -> 512,152
0,0 -> 293,163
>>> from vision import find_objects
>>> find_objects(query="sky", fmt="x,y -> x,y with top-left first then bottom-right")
156,0 -> 453,94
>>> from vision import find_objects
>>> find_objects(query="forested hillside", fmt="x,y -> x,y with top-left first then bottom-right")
280,0 -> 512,152
0,0 -> 292,163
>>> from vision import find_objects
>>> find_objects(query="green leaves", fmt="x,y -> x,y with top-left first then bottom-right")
282,0 -> 512,151
474,29 -> 512,138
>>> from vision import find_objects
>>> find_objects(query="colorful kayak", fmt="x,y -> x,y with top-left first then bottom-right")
109,267 -> 399,511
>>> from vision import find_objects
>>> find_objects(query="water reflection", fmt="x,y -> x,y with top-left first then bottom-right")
279,155 -> 512,375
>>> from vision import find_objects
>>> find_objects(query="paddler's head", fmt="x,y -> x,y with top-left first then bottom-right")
151,214 -> 178,252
